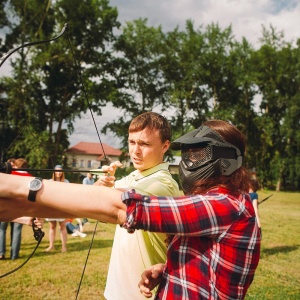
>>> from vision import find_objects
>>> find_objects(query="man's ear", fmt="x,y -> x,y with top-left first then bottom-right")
162,140 -> 170,154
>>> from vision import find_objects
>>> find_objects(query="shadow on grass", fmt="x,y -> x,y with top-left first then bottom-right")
261,244 -> 299,256
67,238 -> 113,252
19,238 -> 113,258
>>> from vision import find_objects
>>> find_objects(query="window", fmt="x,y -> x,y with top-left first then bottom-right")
80,160 -> 84,167
72,158 -> 77,167
87,160 -> 92,168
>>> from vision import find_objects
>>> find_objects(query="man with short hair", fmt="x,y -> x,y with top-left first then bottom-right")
82,172 -> 94,185
96,112 -> 182,300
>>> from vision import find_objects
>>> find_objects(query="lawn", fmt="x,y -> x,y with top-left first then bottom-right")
0,191 -> 299,299
246,191 -> 300,299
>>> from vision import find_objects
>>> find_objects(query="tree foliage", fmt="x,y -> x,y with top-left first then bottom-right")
0,0 -> 120,166
102,18 -> 167,147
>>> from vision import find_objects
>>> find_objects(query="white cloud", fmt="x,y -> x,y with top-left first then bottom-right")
68,103 -> 123,148
110,0 -> 300,47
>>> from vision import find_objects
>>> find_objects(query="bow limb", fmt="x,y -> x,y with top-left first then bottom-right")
0,24 -> 109,290
0,23 -> 68,68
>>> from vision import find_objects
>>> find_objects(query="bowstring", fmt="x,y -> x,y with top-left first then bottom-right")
0,228 -> 44,279
65,32 -> 109,163
65,28 -> 109,299
0,127 -> 26,162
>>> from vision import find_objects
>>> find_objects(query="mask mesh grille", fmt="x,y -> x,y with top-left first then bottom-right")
182,146 -> 212,169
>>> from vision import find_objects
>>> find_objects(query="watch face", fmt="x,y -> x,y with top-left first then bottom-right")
30,179 -> 43,191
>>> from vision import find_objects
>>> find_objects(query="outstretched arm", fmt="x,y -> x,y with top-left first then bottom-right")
0,173 -> 126,224
0,197 -> 78,221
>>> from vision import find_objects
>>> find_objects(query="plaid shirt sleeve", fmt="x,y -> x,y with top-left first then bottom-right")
121,188 -> 261,300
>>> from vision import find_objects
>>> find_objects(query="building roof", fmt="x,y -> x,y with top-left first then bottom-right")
66,142 -> 122,160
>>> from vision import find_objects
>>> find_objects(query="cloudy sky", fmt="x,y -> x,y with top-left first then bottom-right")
68,0 -> 300,146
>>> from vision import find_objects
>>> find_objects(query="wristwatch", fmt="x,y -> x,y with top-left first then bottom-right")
28,177 -> 43,202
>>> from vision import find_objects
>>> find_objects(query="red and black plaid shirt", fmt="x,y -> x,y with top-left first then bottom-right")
122,187 -> 261,300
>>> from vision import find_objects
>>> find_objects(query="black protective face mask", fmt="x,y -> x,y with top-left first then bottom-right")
172,126 -> 243,194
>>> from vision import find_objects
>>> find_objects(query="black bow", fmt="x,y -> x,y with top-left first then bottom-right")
0,24 -> 109,299
0,24 -> 67,68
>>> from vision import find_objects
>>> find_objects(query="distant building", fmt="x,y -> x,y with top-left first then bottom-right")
65,142 -> 125,171
65,142 -> 180,177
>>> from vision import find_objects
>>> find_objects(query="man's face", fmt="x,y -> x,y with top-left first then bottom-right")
128,127 -> 170,171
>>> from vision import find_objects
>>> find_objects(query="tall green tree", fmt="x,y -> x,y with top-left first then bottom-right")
252,25 -> 300,190
102,18 -> 167,147
226,38 -> 260,170
161,22 -> 242,137
160,21 -> 209,139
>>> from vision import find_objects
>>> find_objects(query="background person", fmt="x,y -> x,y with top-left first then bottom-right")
249,177 -> 261,229
45,165 -> 69,252
0,158 -> 32,260
82,172 -> 95,224
0,218 -> 44,257
82,172 -> 94,185
66,218 -> 87,238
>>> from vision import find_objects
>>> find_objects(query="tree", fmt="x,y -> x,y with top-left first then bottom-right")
102,18 -> 168,147
252,25 -> 300,190
160,21 -> 209,138
0,0 -> 120,167
226,38 -> 260,170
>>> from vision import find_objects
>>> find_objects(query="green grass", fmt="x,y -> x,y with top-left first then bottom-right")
246,191 -> 300,299
0,221 -> 115,299
0,191 -> 299,299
